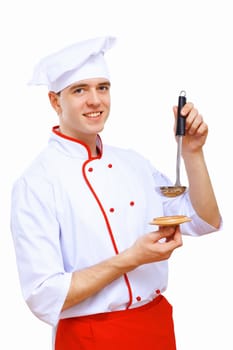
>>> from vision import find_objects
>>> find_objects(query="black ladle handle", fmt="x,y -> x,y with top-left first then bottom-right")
176,90 -> 187,136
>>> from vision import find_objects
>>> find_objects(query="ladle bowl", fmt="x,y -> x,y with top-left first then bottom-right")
160,185 -> 186,197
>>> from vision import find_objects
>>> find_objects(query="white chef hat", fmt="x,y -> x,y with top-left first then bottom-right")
29,36 -> 116,92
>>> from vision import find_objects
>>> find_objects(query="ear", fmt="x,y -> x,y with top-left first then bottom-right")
48,91 -> 62,115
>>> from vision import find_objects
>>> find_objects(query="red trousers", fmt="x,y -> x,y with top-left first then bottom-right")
55,295 -> 176,350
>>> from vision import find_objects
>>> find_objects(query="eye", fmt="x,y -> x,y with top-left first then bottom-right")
74,87 -> 84,94
99,84 -> 110,92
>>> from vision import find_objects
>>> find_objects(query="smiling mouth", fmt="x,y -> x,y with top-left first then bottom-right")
84,112 -> 102,118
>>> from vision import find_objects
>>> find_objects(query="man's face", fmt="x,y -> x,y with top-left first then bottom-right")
50,78 -> 111,143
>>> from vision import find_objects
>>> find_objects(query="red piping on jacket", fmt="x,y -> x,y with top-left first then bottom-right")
52,126 -> 133,308
82,159 -> 133,308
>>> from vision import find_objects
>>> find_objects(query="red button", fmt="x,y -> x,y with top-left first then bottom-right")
130,201 -> 135,206
88,167 -> 93,172
136,296 -> 141,301
108,164 -> 113,168
155,289 -> 161,295
109,208 -> 115,213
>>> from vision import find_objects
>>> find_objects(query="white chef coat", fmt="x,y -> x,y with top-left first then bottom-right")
11,126 -> 219,327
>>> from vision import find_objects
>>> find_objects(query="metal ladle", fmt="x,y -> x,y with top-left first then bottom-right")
160,91 -> 187,197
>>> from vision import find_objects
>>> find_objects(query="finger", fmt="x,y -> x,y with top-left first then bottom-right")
158,226 -> 177,237
173,102 -> 193,117
180,102 -> 194,116
163,226 -> 182,242
148,227 -> 177,244
163,230 -> 183,248
196,121 -> 208,136
185,110 -> 203,134
172,229 -> 183,245
173,106 -> 178,118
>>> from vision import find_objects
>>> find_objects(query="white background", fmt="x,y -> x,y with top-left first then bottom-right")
1,0 -> 232,349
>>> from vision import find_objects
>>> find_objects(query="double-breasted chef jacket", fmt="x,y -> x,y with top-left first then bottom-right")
11,126 -> 219,327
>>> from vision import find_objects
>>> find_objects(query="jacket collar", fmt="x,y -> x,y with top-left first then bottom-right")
50,125 -> 103,160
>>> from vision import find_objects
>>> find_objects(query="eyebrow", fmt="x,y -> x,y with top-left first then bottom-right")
70,81 -> 111,90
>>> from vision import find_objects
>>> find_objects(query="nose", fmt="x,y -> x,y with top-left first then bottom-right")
87,90 -> 101,106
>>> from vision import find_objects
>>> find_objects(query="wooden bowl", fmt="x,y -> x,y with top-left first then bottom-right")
150,215 -> 191,226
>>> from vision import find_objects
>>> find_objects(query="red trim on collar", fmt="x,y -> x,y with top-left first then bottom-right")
52,125 -> 102,159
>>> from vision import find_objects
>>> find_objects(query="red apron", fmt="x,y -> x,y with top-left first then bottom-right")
55,295 -> 176,350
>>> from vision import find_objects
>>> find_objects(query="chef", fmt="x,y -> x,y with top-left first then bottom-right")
11,36 -> 221,350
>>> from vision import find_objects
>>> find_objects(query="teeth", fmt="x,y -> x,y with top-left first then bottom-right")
85,112 -> 101,118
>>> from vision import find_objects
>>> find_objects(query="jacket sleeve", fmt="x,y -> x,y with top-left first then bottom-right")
11,176 -> 72,326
